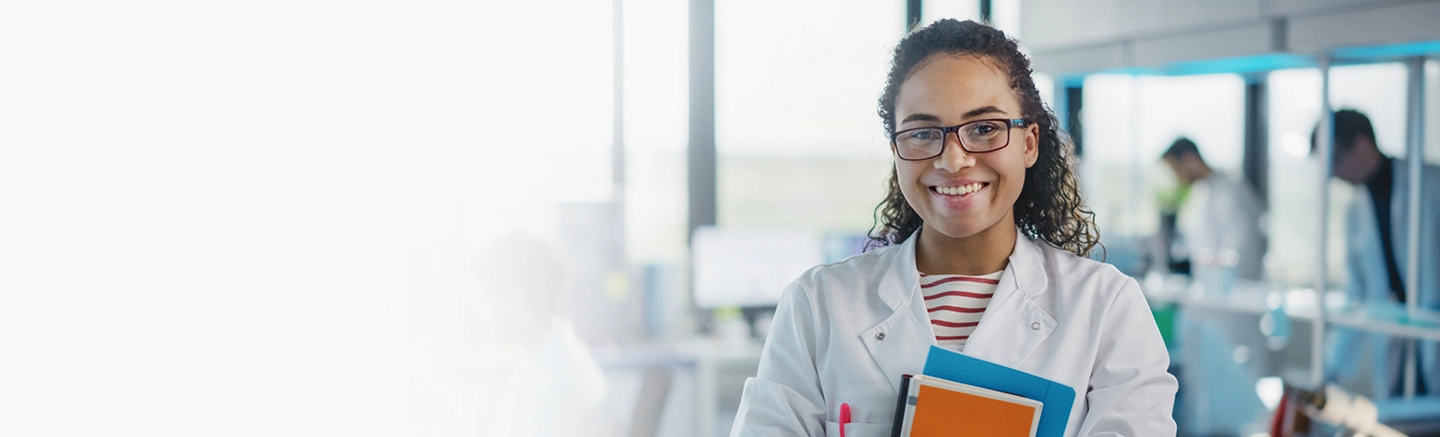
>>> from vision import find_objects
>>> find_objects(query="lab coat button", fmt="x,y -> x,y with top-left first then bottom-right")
876,332 -> 886,340
1031,322 -> 1040,330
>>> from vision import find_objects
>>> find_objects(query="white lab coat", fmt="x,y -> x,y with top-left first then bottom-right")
1329,159 -> 1440,397
498,318 -> 609,437
731,228 -> 1177,437
1177,172 -> 1267,280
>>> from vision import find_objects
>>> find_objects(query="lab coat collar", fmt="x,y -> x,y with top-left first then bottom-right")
874,226 -> 1050,312
874,231 -> 921,311
963,232 -> 1057,366
862,227 -> 1056,391
1004,227 -> 1050,299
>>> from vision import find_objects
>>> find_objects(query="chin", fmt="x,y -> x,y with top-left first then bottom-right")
927,219 -> 993,240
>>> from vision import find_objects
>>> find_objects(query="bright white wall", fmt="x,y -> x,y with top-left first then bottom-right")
0,1 -> 615,435
715,0 -> 900,160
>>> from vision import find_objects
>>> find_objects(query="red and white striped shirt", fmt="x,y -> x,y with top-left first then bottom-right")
919,270 -> 1002,351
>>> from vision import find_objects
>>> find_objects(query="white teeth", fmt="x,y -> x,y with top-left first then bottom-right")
936,183 -> 984,196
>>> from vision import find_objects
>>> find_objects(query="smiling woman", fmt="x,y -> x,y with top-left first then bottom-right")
870,25 -> 1097,261
887,50 -> 1043,275
729,19 -> 1178,437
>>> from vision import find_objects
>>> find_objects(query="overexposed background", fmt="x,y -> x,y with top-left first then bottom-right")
4,1 -> 1439,436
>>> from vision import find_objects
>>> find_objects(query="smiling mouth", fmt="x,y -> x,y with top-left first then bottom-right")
930,182 -> 989,197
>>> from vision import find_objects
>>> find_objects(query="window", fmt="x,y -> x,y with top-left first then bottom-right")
715,0 -> 903,233
1080,73 -> 1246,239
921,0 -> 1018,37
922,0 -> 980,27
1266,63 -> 1410,286
623,0 -> 689,264
1033,72 -> 1056,114
485,1 -> 616,203
990,0 -> 1022,38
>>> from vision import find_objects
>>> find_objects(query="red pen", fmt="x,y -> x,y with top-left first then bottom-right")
839,402 -> 851,437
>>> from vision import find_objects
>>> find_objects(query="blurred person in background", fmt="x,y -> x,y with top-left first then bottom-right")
1316,109 -> 1440,398
1161,137 -> 1267,280
1161,137 -> 1272,434
486,233 -> 609,436
730,19 -> 1176,436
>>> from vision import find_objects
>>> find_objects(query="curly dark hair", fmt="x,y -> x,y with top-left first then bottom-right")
865,19 -> 1100,257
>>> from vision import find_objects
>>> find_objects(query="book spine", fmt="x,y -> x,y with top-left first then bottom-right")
891,374 -> 913,437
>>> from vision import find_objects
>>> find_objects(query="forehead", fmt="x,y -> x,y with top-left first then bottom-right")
894,54 -> 1017,120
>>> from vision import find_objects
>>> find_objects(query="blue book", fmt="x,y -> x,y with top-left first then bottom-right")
921,346 -> 1075,437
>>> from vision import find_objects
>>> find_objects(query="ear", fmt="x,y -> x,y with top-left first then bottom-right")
1022,123 -> 1040,168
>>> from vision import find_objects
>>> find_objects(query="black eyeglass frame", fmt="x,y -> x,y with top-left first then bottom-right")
888,118 -> 1029,161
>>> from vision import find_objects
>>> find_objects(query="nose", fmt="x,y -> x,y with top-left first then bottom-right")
934,132 -> 974,173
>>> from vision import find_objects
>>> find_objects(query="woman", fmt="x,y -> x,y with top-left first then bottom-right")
730,20 -> 1176,437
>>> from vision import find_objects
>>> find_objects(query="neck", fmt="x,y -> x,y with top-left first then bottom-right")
1191,165 -> 1212,183
915,213 -> 1017,275
1364,154 -> 1390,184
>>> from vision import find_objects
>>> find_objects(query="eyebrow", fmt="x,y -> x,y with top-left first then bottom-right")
899,106 -> 1008,124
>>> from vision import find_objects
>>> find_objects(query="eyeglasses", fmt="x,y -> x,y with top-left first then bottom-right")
889,118 -> 1028,161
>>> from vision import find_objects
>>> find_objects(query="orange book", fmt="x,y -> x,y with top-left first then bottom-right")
897,374 -> 1043,437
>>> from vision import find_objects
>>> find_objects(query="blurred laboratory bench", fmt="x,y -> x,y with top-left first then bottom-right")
592,337 -> 764,437
1139,272 -> 1440,435
1140,272 -> 1440,343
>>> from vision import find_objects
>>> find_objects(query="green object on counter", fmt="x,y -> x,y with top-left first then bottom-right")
1152,304 -> 1177,348
713,306 -> 743,321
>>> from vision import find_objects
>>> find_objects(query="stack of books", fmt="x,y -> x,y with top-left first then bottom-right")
890,346 -> 1076,437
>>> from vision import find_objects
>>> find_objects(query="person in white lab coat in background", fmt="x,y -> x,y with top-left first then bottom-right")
1317,109 -> 1440,399
730,19 -> 1177,437
1161,137 -> 1268,280
1161,138 -> 1271,434
487,234 -> 609,437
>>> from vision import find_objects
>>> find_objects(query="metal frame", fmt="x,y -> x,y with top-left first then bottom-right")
1242,78 -> 1268,204
1403,55 -> 1427,399
907,0 -> 922,32
1313,52 -> 1333,390
688,0 -> 717,242
1065,85 -> 1084,157
612,0 -> 627,232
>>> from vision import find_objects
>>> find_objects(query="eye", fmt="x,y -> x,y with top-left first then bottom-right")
967,123 -> 998,136
904,130 -> 939,141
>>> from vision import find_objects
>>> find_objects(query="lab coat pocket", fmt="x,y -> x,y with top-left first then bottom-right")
824,420 -> 893,437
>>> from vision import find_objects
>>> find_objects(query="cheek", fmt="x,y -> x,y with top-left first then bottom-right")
894,163 -> 927,201
989,155 -> 1027,181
